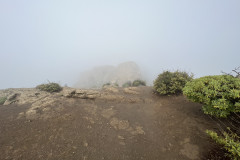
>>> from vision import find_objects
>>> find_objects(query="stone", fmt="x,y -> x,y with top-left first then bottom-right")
4,93 -> 20,105
62,88 -> 100,99
123,87 -> 139,95
62,88 -> 76,97
103,87 -> 119,93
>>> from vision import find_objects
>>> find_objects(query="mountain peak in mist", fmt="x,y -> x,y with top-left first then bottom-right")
74,61 -> 143,88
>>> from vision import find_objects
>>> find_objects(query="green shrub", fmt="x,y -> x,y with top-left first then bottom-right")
0,96 -> 7,105
186,75 -> 240,159
122,81 -> 132,88
132,80 -> 146,87
183,75 -> 240,118
102,82 -> 119,88
36,82 -> 62,93
113,83 -> 119,87
206,129 -> 240,160
154,71 -> 193,95
102,82 -> 111,88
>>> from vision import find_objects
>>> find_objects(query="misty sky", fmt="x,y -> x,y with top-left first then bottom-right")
0,0 -> 240,89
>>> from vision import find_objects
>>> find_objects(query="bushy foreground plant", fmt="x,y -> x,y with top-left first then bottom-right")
154,71 -> 193,95
206,129 -> 240,160
36,82 -> 62,93
183,75 -> 240,159
183,75 -> 240,118
0,96 -> 7,105
132,80 -> 146,87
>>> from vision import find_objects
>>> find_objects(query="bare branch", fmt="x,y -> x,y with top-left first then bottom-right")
222,66 -> 240,78
232,66 -> 240,76
221,71 -> 233,76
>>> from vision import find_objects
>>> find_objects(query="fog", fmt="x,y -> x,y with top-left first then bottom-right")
0,0 -> 240,89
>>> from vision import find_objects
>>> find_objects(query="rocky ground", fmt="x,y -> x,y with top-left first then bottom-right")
0,86 -> 226,160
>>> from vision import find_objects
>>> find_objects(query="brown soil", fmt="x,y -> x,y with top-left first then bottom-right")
0,87 -> 227,160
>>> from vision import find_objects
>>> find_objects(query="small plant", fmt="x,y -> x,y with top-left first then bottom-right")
36,82 -> 62,93
0,96 -> 7,105
102,82 -> 111,88
154,70 -> 193,95
132,80 -> 146,87
206,129 -> 240,160
122,81 -> 132,88
183,75 -> 240,118
113,83 -> 119,87
102,82 -> 119,88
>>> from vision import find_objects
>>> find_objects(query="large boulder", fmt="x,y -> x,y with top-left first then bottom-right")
74,61 -> 143,88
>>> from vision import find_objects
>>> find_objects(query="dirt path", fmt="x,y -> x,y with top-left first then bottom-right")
0,87 -> 220,160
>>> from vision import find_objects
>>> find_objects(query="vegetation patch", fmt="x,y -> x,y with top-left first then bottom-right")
36,82 -> 62,93
113,83 -> 119,87
0,96 -> 7,105
183,75 -> 240,118
102,82 -> 119,88
206,129 -> 240,160
183,74 -> 240,159
122,81 -> 132,88
154,70 -> 193,95
132,80 -> 146,87
102,82 -> 111,88
122,80 -> 146,88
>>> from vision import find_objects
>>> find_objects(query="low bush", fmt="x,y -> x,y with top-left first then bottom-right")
0,96 -> 7,105
154,71 -> 193,95
206,129 -> 240,160
122,80 -> 146,88
122,81 -> 132,88
102,82 -> 119,88
132,80 -> 146,87
36,82 -> 62,93
183,75 -> 240,118
113,83 -> 119,87
102,82 -> 111,88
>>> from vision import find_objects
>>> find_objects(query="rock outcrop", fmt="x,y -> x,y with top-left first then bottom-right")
74,61 -> 143,88
62,88 -> 100,99
0,86 -> 147,120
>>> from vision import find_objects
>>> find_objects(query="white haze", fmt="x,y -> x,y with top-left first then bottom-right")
0,0 -> 240,89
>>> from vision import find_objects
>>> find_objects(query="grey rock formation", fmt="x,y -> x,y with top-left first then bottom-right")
74,61 -> 143,88
62,88 -> 100,99
0,86 -> 147,121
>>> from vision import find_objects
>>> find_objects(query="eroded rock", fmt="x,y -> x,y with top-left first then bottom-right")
62,88 -> 100,99
103,87 -> 119,93
123,87 -> 139,95
4,93 -> 21,105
